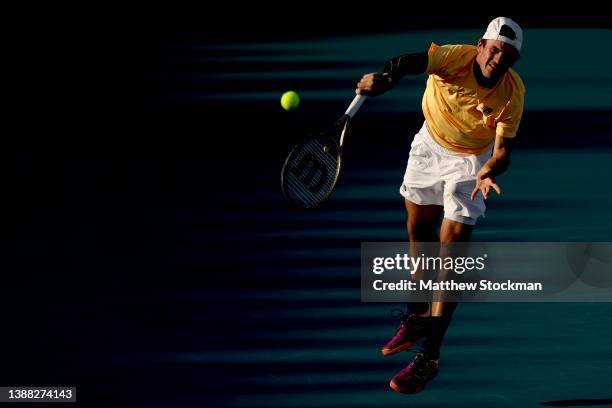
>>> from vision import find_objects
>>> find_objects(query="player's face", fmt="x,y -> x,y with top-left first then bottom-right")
476,39 -> 519,81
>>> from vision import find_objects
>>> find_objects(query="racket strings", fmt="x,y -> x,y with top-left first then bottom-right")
283,137 -> 340,208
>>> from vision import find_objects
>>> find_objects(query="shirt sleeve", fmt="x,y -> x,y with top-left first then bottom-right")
426,43 -> 468,77
496,74 -> 526,138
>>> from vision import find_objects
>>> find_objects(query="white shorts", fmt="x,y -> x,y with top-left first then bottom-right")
399,121 -> 492,225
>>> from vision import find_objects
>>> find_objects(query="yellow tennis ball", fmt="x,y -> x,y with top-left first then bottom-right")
322,145 -> 329,153
280,90 -> 300,111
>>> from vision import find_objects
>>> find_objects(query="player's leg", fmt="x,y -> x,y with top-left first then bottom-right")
381,200 -> 442,357
439,215 -> 474,242
430,218 -> 473,314
405,199 -> 441,242
388,122 -> 446,392
389,218 -> 474,394
425,218 -> 474,355
399,126 -> 445,317
405,199 -> 442,315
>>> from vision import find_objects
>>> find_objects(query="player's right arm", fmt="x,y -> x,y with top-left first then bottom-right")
356,52 -> 428,97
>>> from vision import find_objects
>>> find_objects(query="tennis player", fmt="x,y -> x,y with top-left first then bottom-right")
356,17 -> 525,393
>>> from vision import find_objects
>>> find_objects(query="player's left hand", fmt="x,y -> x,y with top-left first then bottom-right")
471,165 -> 501,200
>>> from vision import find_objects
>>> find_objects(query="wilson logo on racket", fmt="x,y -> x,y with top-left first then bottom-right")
290,152 -> 328,194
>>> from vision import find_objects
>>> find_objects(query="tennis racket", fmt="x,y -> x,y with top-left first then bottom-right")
280,95 -> 367,208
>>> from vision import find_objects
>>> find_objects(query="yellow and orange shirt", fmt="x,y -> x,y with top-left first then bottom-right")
422,43 -> 525,154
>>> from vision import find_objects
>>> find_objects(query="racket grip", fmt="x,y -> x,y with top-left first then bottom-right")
344,95 -> 367,118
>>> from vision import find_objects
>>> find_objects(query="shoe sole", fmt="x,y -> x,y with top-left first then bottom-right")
381,341 -> 415,356
389,379 -> 424,394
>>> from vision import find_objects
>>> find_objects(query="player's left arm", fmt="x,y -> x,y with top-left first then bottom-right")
471,76 -> 524,200
470,135 -> 513,200
483,135 -> 513,178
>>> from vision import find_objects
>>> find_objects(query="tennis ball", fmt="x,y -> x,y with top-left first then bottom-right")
280,90 -> 300,111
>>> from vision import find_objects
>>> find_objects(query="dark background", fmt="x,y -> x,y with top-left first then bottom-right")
5,8 -> 612,407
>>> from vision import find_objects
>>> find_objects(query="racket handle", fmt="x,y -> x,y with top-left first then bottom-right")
344,95 -> 367,118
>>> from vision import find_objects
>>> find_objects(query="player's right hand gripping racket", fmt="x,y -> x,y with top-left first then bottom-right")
281,95 -> 367,209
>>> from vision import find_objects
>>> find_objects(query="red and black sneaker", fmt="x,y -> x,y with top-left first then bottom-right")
381,312 -> 431,356
389,352 -> 439,394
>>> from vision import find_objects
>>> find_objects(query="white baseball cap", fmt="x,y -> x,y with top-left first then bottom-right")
482,17 -> 523,53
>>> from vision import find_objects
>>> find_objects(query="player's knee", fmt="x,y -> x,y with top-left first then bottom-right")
440,230 -> 462,243
440,222 -> 473,243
